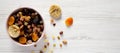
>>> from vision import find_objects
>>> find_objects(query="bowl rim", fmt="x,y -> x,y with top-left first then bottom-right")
6,7 -> 45,46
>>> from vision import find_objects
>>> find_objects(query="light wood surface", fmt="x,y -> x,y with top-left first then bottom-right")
0,0 -> 120,53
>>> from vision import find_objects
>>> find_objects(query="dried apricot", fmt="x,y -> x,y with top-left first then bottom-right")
32,32 -> 38,41
19,37 -> 27,44
8,16 -> 15,25
65,17 -> 73,27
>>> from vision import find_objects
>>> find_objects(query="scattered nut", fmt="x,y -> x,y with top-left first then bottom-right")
62,40 -> 67,45
40,50 -> 43,53
65,17 -> 73,27
60,43 -> 62,48
43,48 -> 47,52
53,23 -> 56,27
59,31 -> 63,35
53,43 -> 56,47
50,18 -> 54,23
34,44 -> 37,47
47,42 -> 50,46
52,35 -> 55,40
48,49 -> 53,53
57,36 -> 60,40
44,45 -> 47,48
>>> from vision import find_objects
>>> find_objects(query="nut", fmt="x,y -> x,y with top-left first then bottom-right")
27,40 -> 32,44
40,50 -> 43,53
50,18 -> 54,23
25,16 -> 31,21
34,44 -> 37,47
52,35 -> 55,40
59,31 -> 63,35
60,43 -> 62,48
53,43 -> 56,47
62,40 -> 67,45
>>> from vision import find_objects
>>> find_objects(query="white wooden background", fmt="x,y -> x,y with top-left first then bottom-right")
0,0 -> 120,53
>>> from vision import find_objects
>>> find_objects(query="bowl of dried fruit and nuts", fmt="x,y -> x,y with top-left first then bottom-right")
6,7 -> 45,46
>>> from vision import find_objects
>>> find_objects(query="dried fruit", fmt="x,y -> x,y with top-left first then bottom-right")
8,16 -> 15,25
49,4 -> 62,19
8,25 -> 20,38
65,17 -> 73,27
19,37 -> 27,44
32,32 -> 39,41
62,40 -> 67,45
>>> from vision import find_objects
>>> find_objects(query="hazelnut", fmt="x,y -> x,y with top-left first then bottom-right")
62,40 -> 68,45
